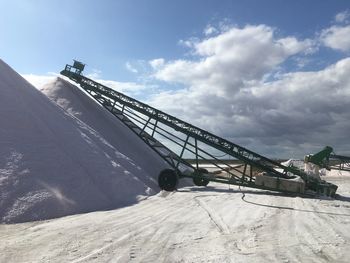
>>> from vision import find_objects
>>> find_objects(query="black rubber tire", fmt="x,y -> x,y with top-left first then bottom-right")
193,168 -> 210,186
193,177 -> 209,186
198,168 -> 208,174
158,169 -> 178,191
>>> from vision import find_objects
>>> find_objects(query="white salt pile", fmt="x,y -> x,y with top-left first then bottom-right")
0,59 -> 167,223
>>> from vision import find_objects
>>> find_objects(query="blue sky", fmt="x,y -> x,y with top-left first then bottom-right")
1,0 -> 349,78
1,0 -> 350,157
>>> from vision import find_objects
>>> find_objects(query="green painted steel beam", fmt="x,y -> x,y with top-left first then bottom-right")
60,61 -> 339,197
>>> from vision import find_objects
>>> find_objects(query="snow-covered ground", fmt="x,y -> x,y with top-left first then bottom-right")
1,176 -> 350,263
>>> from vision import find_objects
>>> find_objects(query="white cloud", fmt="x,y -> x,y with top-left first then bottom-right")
178,37 -> 198,48
95,79 -> 147,95
148,57 -> 350,157
321,25 -> 350,52
335,10 -> 350,23
204,25 -> 218,36
293,57 -> 312,69
146,24 -> 350,157
86,69 -> 102,79
149,58 -> 165,69
154,25 -> 314,96
125,62 -> 138,73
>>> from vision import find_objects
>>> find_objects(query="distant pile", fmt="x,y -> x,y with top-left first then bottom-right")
0,59 -> 167,223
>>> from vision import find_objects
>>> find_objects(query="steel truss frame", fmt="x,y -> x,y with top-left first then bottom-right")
330,155 -> 350,172
61,63 -> 338,196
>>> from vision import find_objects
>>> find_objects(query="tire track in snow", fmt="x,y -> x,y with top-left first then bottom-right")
293,198 -> 349,262
119,196 -> 207,262
194,196 -> 231,235
236,194 -> 302,262
112,193 -> 226,262
245,194 -> 349,263
70,194 -> 194,263
70,209 -> 180,263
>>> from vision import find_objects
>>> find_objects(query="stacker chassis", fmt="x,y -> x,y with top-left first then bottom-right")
61,61 -> 340,197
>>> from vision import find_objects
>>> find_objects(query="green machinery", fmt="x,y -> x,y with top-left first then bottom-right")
61,61 -> 345,197
305,146 -> 350,172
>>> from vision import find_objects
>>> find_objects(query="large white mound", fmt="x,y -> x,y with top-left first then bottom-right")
0,60 -> 167,223
38,77 -> 167,183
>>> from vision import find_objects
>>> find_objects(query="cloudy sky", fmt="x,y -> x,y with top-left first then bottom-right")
2,0 -> 350,158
